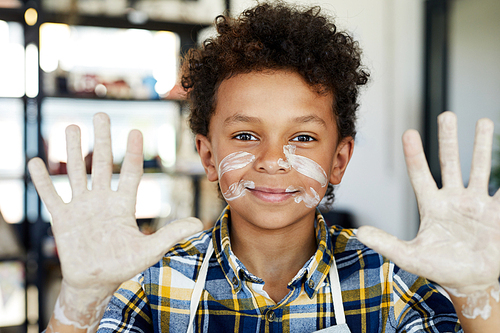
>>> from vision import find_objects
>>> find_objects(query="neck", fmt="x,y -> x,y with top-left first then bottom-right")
229,212 -> 318,302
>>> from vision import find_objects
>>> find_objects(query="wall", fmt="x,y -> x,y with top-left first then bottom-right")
231,0 -> 425,240
449,0 -> 500,188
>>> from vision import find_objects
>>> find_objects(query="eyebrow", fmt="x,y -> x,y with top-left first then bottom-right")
223,113 -> 327,127
292,115 -> 327,127
224,114 -> 262,125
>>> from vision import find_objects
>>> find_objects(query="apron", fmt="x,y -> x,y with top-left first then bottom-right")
186,241 -> 351,333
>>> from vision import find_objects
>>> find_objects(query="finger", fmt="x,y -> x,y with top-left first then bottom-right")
118,130 -> 144,199
468,118 -> 494,192
28,158 -> 64,213
403,129 -> 438,196
140,217 -> 204,268
438,112 -> 463,188
356,226 -> 419,274
91,113 -> 113,190
66,125 -> 88,198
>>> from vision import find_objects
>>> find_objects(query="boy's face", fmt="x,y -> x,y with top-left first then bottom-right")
196,70 -> 353,231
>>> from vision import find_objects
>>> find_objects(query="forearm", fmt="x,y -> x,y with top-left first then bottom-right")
448,284 -> 500,333
46,280 -> 114,333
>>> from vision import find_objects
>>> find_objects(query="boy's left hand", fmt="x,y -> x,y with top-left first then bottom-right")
357,112 -> 500,309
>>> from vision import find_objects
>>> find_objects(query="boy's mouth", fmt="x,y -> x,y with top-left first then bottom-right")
248,186 -> 297,203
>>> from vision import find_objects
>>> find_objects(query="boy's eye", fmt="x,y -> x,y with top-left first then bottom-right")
234,133 -> 257,141
291,135 -> 315,142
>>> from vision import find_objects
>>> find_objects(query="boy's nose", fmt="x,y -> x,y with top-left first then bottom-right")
254,143 -> 289,174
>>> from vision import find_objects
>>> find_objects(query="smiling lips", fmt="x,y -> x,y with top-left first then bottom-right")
248,186 -> 298,203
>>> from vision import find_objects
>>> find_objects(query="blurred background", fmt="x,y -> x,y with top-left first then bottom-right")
0,0 -> 498,331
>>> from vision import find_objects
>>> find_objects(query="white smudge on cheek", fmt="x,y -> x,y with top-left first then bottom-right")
278,145 -> 328,208
224,180 -> 255,201
218,151 -> 255,201
278,145 -> 328,187
286,186 -> 320,208
218,151 -> 255,179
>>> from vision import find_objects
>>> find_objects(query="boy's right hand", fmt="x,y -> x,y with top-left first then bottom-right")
28,113 -> 203,331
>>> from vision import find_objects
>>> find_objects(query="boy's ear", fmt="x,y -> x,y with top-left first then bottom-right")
329,137 -> 354,185
196,134 -> 218,182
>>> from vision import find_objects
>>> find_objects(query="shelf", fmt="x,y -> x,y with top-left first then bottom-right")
0,1 -> 210,327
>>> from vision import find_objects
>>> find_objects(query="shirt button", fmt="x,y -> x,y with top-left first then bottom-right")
308,280 -> 315,289
232,276 -> 239,286
266,310 -> 276,322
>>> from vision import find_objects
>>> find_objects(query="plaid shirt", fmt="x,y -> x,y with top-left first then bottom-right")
98,207 -> 462,333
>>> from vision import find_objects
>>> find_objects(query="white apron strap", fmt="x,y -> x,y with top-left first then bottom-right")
329,257 -> 346,325
312,257 -> 350,333
186,241 -> 214,333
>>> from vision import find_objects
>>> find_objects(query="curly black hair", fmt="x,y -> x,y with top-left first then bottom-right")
181,2 -> 369,207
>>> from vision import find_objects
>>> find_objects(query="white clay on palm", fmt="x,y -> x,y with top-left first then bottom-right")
29,113 -> 203,331
357,112 -> 500,320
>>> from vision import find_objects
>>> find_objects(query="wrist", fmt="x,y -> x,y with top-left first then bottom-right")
444,282 -> 500,320
53,280 -> 115,330
443,281 -> 500,297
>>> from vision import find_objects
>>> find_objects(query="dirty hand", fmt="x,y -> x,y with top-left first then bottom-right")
28,113 -> 203,328
357,111 -> 500,318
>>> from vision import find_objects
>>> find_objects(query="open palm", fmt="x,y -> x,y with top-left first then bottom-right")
28,113 -> 202,295
357,112 -> 500,296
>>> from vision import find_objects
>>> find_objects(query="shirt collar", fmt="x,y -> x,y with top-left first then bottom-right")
211,206 -> 334,298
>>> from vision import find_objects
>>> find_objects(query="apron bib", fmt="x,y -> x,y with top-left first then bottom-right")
186,241 -> 351,333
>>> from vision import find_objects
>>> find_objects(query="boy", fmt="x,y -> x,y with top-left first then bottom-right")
29,2 -> 500,332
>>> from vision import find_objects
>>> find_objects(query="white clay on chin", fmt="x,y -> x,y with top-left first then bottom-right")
278,145 -> 328,187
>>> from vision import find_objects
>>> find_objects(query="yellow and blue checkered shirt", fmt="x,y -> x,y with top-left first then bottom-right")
98,207 -> 462,332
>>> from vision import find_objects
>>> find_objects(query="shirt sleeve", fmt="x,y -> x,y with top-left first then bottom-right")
393,267 -> 463,333
97,274 -> 154,333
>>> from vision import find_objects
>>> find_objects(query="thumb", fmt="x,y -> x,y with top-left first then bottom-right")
356,226 -> 417,273
143,217 -> 204,266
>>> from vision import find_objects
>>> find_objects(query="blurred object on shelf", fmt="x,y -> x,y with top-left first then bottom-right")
0,180 -> 24,224
151,176 -> 194,230
42,235 -> 57,259
0,100 -> 24,224
143,156 -> 163,173
0,210 -> 23,258
0,101 -> 24,178
0,21 -> 24,98
0,0 -> 22,8
0,261 -> 25,327
41,0 -> 223,25
40,23 -> 180,99
169,110 -> 204,175
164,83 -> 187,100
42,98 -> 180,175
199,177 -> 224,229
